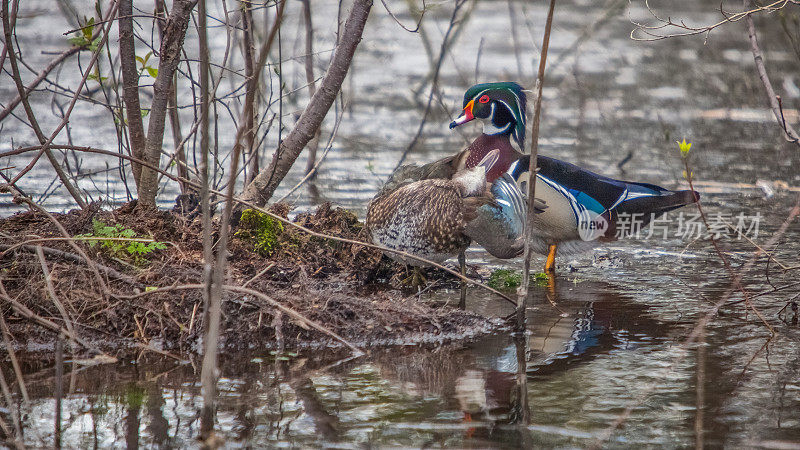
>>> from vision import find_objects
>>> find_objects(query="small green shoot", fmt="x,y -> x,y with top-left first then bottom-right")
67,17 -> 102,52
488,269 -> 551,289
533,272 -> 550,287
76,219 -> 167,265
135,51 -> 159,78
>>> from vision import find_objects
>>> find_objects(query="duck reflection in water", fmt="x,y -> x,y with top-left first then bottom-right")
373,279 -> 672,442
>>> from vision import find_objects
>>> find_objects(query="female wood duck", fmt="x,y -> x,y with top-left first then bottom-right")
365,159 -> 494,286
495,155 -> 700,273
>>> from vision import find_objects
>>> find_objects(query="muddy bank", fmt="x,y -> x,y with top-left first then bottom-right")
0,203 -> 503,359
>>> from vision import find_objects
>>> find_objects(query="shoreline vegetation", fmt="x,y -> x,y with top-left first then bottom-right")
0,200 -> 504,361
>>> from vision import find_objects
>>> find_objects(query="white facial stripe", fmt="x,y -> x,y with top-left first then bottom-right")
496,98 -> 521,127
510,90 -> 525,126
483,103 -> 511,135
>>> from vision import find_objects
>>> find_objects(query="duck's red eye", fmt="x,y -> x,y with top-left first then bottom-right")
478,95 -> 490,104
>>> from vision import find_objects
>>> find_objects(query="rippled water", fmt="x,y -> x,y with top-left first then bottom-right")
2,0 -> 800,447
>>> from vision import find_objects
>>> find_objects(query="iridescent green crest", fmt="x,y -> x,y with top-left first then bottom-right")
462,82 -> 527,150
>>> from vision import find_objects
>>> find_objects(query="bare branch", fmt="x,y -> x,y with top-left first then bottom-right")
240,0 -> 373,207
744,0 -> 800,145
138,0 -> 198,208
629,0 -> 797,41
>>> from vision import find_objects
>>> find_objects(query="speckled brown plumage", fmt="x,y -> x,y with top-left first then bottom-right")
366,172 -> 491,266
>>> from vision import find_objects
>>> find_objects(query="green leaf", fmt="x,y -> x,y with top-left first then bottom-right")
89,37 -> 102,53
145,286 -> 158,292
82,17 -> 95,41
87,73 -> 107,83
135,55 -> 145,65
68,36 -> 86,47
145,66 -> 158,78
140,109 -> 150,118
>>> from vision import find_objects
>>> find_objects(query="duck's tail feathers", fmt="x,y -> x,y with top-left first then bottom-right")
615,188 -> 700,222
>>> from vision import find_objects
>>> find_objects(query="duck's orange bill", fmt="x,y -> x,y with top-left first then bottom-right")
449,99 -> 475,128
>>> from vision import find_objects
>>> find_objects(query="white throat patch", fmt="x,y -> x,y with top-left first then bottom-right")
482,103 -> 511,136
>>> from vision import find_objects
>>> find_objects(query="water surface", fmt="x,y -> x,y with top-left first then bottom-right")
2,0 -> 800,447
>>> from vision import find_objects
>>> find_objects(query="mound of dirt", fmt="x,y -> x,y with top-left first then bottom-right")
0,202 -> 502,359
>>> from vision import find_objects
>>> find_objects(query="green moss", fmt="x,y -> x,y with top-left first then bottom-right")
488,269 -> 522,290
236,209 -> 284,256
533,272 -> 550,287
487,270 -> 552,290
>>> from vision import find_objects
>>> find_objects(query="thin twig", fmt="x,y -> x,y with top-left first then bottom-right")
681,152 -> 773,333
380,0 -> 425,32
394,0 -> 466,170
743,0 -> 800,145
115,283 -> 365,355
35,246 -> 79,345
520,0 -> 557,308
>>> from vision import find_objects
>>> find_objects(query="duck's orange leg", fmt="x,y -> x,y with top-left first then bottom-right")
544,244 -> 557,273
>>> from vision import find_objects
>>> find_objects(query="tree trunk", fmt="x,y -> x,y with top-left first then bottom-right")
239,0 -> 373,207
301,0 -> 322,175
118,0 -> 146,187
137,0 -> 197,209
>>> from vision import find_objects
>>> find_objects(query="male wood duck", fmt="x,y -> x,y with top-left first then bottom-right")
447,82 -> 545,260
445,82 -> 700,274
495,155 -> 700,273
